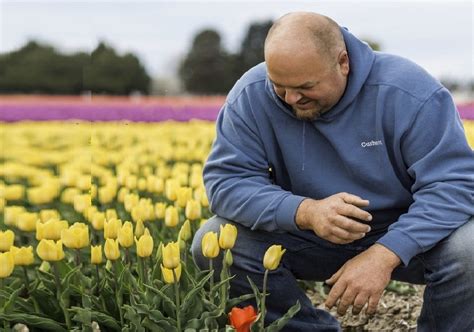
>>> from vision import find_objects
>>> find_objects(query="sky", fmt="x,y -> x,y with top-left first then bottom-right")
0,0 -> 472,82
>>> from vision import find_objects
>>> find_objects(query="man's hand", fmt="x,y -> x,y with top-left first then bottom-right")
324,244 -> 401,316
296,193 -> 373,244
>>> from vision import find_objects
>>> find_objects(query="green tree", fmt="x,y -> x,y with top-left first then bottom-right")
179,29 -> 235,94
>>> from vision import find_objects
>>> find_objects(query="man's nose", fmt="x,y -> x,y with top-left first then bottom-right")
284,89 -> 302,105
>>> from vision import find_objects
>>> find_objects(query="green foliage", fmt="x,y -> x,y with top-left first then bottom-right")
0,40 -> 151,95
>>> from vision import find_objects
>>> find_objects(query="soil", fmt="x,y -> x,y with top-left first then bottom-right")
306,282 -> 424,332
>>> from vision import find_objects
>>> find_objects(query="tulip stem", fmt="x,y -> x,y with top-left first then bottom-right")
209,259 -> 214,302
260,269 -> 269,331
172,269 -> 181,332
75,249 -> 82,267
113,261 -> 124,326
125,248 -> 131,266
95,265 -> 107,311
22,266 -> 40,313
1,278 -> 8,329
53,262 -> 71,329
143,257 -> 148,285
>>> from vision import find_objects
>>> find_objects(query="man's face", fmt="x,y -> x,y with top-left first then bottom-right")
267,49 -> 349,121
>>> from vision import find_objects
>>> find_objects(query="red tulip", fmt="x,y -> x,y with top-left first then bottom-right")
229,305 -> 258,332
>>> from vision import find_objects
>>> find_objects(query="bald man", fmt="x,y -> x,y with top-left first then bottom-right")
192,12 -> 474,331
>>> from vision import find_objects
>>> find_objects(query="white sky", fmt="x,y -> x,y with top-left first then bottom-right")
1,0 -> 472,81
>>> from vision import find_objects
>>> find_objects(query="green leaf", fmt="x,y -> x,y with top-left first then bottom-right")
226,293 -> 255,312
246,276 -> 261,309
142,317 -> 167,332
92,311 -> 121,330
123,305 -> 145,332
143,283 -> 176,311
2,285 -> 23,313
70,306 -> 92,327
0,312 -> 67,331
181,271 -> 213,314
133,303 -> 176,329
264,301 -> 301,332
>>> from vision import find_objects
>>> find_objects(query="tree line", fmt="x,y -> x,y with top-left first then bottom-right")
0,20 -> 426,96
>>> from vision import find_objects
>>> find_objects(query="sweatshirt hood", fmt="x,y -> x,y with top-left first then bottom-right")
265,27 -> 376,122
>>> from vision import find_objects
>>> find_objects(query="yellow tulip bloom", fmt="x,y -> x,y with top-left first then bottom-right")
61,222 -> 90,249
104,238 -> 120,261
36,239 -> 65,261
0,230 -> 15,252
155,202 -> 166,219
104,218 -> 122,239
91,212 -> 106,231
176,187 -> 192,208
10,246 -> 34,266
161,263 -> 182,284
39,209 -> 60,223
16,212 -> 38,232
91,245 -> 103,265
0,252 -> 14,278
4,185 -> 24,201
36,219 -> 68,240
164,206 -> 179,228
263,245 -> 286,271
73,194 -> 91,213
162,241 -> 180,269
218,224 -> 238,250
134,219 -> 145,238
202,231 -> 220,258
118,222 -> 134,248
178,219 -> 191,242
185,199 -> 202,220
106,209 -> 118,221
4,206 -> 26,227
165,178 -> 179,201
135,228 -> 153,258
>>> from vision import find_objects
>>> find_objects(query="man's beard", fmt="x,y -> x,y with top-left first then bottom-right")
292,105 -> 325,121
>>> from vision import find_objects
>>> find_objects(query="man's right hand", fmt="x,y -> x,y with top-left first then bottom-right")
295,193 -> 373,244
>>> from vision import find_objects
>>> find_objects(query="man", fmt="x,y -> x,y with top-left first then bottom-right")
191,12 -> 474,331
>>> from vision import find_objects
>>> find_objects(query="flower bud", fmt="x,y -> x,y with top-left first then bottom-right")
16,212 -> 38,232
164,206 -> 179,228
154,202 -> 166,219
0,230 -> 15,252
36,219 -> 68,241
118,222 -> 134,248
104,218 -> 122,239
178,219 -> 191,242
4,185 -> 24,201
135,228 -> 153,258
263,245 -> 286,271
39,209 -> 60,223
104,238 -> 120,261
162,241 -> 180,269
0,252 -> 14,278
218,224 -> 238,250
185,199 -> 201,220
10,246 -> 34,266
61,222 -> 89,249
161,263 -> 181,284
201,231 -> 219,258
91,245 -> 103,265
176,187 -> 192,208
91,212 -> 106,231
224,249 -> 233,266
36,239 -> 65,261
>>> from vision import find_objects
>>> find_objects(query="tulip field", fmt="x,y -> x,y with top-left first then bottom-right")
0,96 -> 473,331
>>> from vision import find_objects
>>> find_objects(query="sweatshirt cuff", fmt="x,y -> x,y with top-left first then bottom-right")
275,194 -> 306,232
376,229 -> 422,266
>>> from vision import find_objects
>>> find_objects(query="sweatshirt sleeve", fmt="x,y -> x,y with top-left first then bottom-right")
203,101 -> 306,232
377,88 -> 474,266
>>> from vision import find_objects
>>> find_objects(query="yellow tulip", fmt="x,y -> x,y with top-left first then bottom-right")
202,232 -> 219,258
0,230 -> 15,252
125,175 -> 137,190
161,263 -> 182,284
104,218 -> 122,239
134,219 -> 145,237
36,239 -> 65,261
98,186 -> 115,204
117,187 -> 129,203
36,219 -> 69,240
165,178 -> 179,201
16,212 -> 38,232
27,187 -> 53,205
138,178 -> 147,191
263,245 -> 286,271
185,199 -> 201,220
10,246 -> 34,266
106,209 -> 118,221
124,193 -> 139,212
91,212 -> 106,231
90,184 -> 97,200
73,194 -> 91,213
165,206 -> 179,228
84,206 -> 98,222
39,209 -> 60,223
176,187 -> 192,208
0,252 -> 14,278
200,192 -> 209,208
118,222 -> 134,248
135,228 -> 153,258
4,206 -> 26,227
218,224 -> 238,250
4,185 -> 24,201
61,222 -> 90,249
61,188 -> 81,204
104,238 -> 120,261
91,245 -> 103,264
155,202 -> 166,219
178,219 -> 191,242
162,241 -> 180,269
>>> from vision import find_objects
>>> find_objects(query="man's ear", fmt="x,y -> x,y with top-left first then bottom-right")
339,50 -> 350,76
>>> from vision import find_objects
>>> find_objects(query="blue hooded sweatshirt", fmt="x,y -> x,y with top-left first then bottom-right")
203,27 -> 474,266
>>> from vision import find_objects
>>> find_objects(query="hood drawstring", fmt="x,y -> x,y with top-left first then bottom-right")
302,122 -> 306,171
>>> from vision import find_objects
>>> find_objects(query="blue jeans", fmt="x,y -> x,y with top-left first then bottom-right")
191,216 -> 474,332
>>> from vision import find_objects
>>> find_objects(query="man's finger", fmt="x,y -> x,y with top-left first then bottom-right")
337,289 -> 357,316
325,267 -> 343,285
352,293 -> 368,315
334,216 -> 371,233
325,280 -> 346,309
340,193 -> 370,207
366,295 -> 380,315
339,204 -> 373,222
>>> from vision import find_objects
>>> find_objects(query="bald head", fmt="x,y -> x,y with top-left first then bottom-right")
265,12 -> 345,62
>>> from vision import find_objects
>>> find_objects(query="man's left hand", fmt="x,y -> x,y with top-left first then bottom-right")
324,244 -> 401,316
